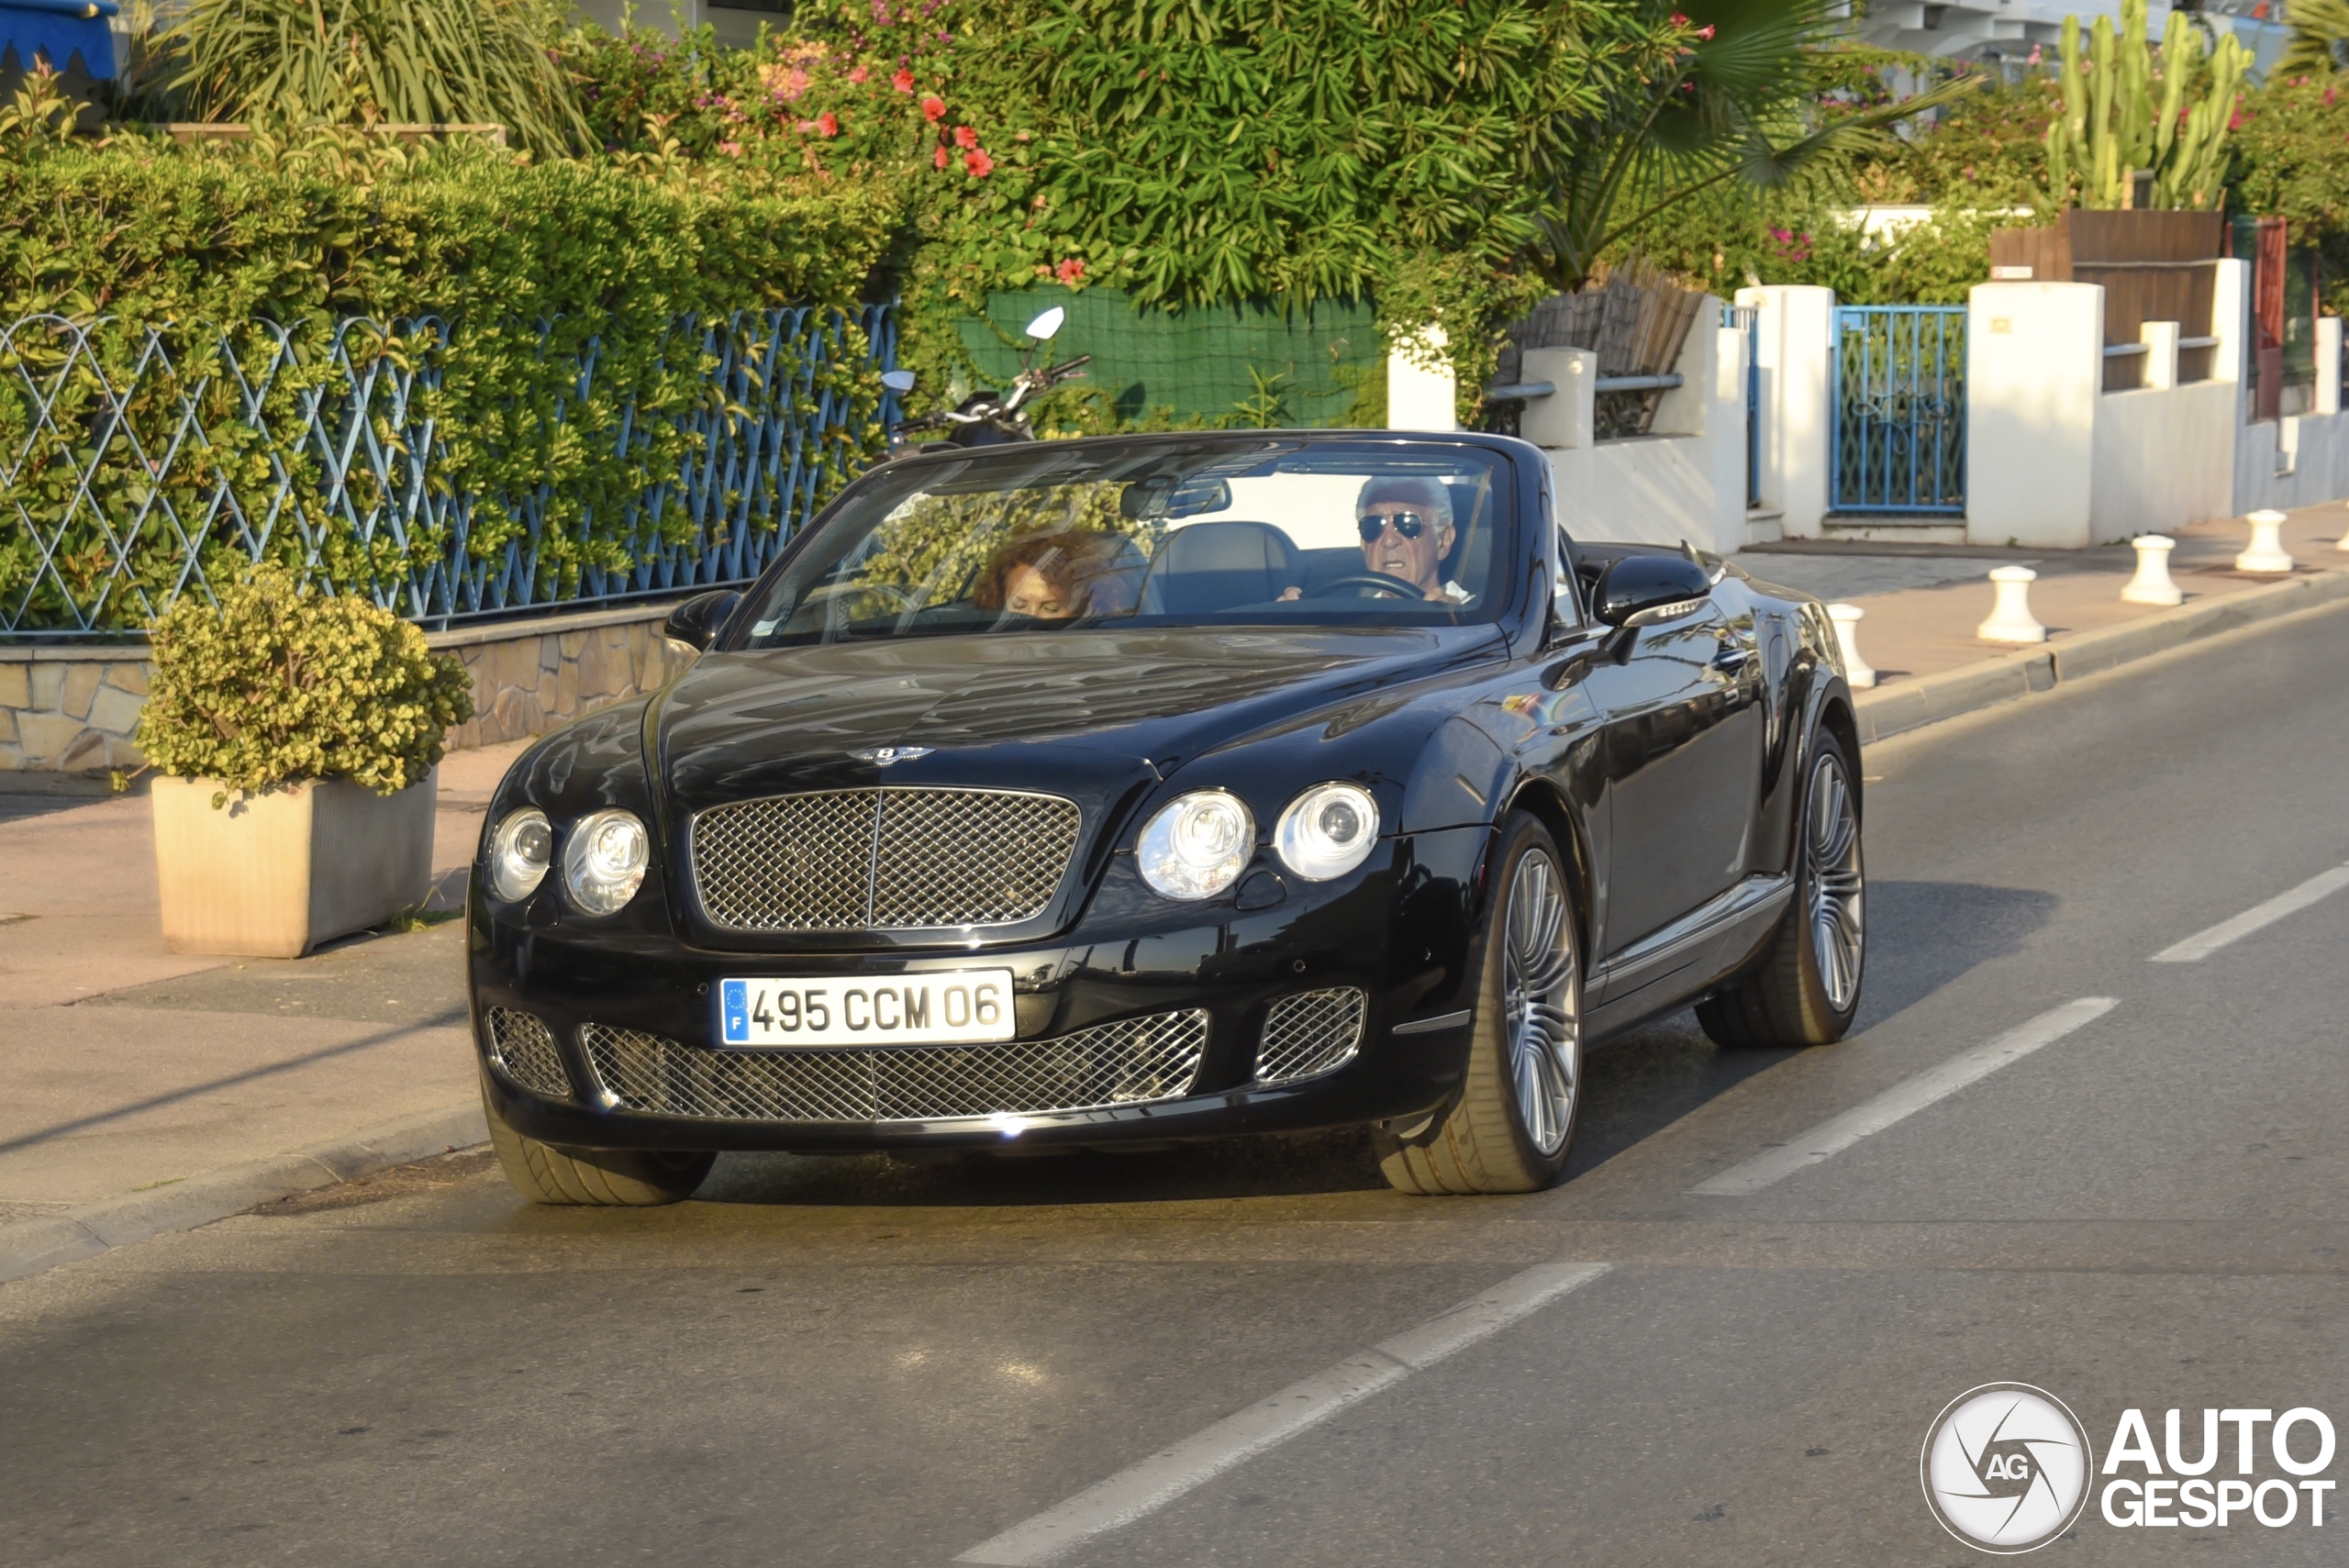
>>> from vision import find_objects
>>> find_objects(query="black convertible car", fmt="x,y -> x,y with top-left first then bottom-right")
468,430 -> 1865,1202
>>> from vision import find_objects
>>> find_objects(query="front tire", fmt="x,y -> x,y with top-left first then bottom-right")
483,1080 -> 715,1206
1376,812 -> 1584,1195
1696,728 -> 1865,1050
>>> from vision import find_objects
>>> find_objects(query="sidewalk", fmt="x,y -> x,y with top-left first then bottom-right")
0,739 -> 526,1237
1733,502 -> 2349,705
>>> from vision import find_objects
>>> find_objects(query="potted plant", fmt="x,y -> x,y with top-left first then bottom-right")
138,567 -> 475,957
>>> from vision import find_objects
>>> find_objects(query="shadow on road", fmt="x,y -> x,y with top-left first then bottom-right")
666,880 -> 2058,1210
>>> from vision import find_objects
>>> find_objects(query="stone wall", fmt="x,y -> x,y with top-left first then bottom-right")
1,601 -> 696,773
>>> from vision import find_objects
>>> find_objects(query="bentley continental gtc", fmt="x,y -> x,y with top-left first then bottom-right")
468,430 -> 1865,1202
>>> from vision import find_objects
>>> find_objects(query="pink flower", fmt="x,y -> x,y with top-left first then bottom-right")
894,68 -> 916,93
1696,23 -> 1715,38
1055,258 -> 1085,285
922,95 -> 946,122
718,139 -> 744,157
848,65 -> 868,84
952,123 -> 978,149
934,144 -> 949,169
964,148 -> 994,177
817,111 -> 840,137
1669,11 -> 1688,24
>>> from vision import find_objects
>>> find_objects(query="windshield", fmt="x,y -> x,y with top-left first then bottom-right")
728,439 -> 1514,649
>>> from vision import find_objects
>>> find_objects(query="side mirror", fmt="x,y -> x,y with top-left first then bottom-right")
1024,306 -> 1066,342
1593,555 -> 1711,629
880,369 -> 917,394
662,589 -> 740,652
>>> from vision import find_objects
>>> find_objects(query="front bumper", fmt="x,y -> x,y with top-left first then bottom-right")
468,826 -> 1492,1151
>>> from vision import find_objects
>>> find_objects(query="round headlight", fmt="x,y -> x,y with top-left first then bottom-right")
562,808 -> 650,916
488,808 -> 552,902
1275,782 -> 1379,882
1136,790 -> 1255,900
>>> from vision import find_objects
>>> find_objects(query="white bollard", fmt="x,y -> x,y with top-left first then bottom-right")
2121,534 -> 2184,606
2236,508 -> 2296,573
1976,565 -> 2047,643
1825,603 -> 1876,688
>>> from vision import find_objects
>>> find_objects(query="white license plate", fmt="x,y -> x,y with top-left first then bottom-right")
718,969 -> 1017,1049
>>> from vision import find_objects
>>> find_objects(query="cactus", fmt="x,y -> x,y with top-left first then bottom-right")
2044,0 -> 2248,210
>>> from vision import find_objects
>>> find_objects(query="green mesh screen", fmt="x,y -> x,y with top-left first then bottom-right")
953,287 -> 1381,428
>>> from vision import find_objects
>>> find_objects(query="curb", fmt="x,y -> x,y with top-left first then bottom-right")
1853,565 -> 2349,744
0,1100 -> 487,1287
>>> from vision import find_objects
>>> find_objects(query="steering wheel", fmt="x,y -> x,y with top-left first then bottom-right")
1316,572 -> 1430,602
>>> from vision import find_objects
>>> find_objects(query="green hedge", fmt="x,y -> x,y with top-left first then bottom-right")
0,133 -> 903,630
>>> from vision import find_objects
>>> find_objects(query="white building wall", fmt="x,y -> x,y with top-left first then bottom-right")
1542,300 -> 1749,555
1734,285 -> 1835,538
1965,283 -> 2103,548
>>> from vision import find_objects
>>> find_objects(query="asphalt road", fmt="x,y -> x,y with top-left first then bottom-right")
5,600 -> 2347,1566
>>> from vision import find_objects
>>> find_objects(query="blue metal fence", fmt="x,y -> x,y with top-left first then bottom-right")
1830,305 -> 1965,515
0,304 -> 897,637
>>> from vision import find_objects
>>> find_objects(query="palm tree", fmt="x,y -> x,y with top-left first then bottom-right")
2277,0 -> 2349,75
1527,0 -> 1980,291
173,0 -> 589,155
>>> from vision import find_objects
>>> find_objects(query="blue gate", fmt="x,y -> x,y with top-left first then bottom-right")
1831,305 -> 1965,514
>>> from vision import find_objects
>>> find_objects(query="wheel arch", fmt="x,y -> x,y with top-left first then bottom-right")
1502,775 -> 1595,958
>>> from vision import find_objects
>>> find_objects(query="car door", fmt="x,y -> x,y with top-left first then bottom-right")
1582,580 -> 1766,958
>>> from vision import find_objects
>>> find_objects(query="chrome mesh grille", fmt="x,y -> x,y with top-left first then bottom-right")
1253,988 -> 1366,1084
582,1010 -> 1209,1123
691,788 -> 1081,932
484,1006 -> 572,1100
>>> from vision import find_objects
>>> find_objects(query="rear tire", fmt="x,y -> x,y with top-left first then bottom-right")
1375,812 -> 1584,1195
483,1080 -> 715,1206
1696,728 -> 1865,1050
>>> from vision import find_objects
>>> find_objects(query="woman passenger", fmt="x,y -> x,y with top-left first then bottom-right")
973,531 -> 1140,621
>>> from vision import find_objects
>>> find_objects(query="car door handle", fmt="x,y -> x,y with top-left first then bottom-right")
1712,640 -> 1753,672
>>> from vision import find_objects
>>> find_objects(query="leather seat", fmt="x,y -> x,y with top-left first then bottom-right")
1141,521 -> 1302,614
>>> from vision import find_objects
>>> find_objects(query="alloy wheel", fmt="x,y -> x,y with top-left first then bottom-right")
1501,850 -> 1581,1155
1805,751 -> 1865,1012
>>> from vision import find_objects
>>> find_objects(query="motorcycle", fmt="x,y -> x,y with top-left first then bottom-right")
879,306 -> 1089,458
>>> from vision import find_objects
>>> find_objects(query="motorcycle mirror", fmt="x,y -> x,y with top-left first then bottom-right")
1024,306 -> 1066,342
880,370 -> 917,393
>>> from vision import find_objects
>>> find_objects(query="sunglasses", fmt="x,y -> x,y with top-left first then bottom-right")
1357,511 -> 1436,542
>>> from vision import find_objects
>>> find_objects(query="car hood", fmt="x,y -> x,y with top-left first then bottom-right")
653,625 -> 1504,813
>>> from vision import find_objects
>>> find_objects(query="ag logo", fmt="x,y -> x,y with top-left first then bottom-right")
1921,1384 -> 2095,1553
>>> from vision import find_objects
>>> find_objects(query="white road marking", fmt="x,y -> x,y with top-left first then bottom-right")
954,1261 -> 1613,1566
2147,862 -> 2349,963
1687,997 -> 2120,1197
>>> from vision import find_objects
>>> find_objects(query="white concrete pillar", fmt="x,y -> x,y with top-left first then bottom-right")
2121,535 -> 2183,605
1734,284 -> 1835,538
1976,565 -> 2047,643
2140,320 -> 2179,392
2237,508 -> 2295,573
1965,284 -> 2102,550
1826,603 -> 1876,688
2317,316 -> 2343,417
2210,258 -> 2249,386
1520,348 -> 1595,449
1386,327 -> 1455,432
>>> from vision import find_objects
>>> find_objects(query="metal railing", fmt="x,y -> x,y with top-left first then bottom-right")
0,305 -> 897,638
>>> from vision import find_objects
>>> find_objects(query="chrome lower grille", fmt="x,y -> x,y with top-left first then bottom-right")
581,1010 -> 1209,1123
484,1006 -> 573,1100
690,787 -> 1081,932
1253,988 -> 1366,1084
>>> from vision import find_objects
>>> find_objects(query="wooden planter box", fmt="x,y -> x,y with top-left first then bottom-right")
151,773 -> 439,957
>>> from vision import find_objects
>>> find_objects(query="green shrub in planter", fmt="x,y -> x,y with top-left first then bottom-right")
139,565 -> 475,803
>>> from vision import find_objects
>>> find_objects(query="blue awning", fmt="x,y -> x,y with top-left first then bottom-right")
0,0 -> 119,81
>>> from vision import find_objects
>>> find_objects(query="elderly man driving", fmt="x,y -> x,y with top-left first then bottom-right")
1353,476 -> 1467,603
